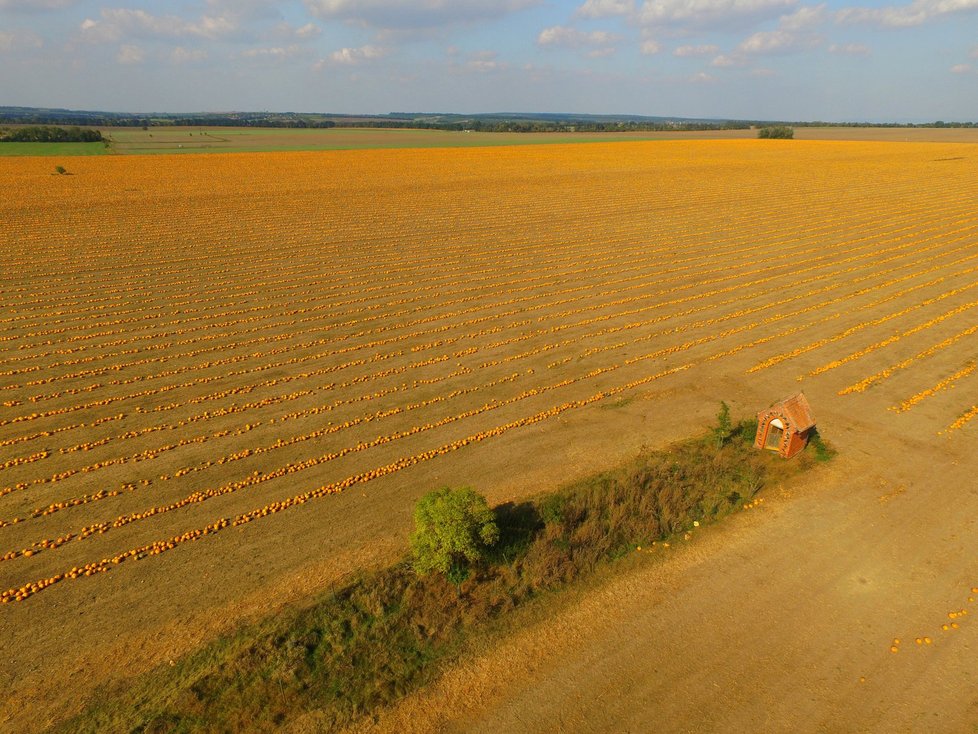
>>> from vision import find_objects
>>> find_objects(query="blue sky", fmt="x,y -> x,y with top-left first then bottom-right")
0,0 -> 975,121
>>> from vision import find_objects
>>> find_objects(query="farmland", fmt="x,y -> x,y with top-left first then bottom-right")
5,124 -> 978,157
2,139 -> 978,730
101,126 -> 710,154
2,126 -> 759,157
0,142 -> 109,157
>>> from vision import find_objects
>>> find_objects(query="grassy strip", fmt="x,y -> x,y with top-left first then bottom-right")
0,142 -> 108,156
55,419 -> 829,733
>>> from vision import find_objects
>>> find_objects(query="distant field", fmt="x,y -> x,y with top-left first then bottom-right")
101,126 -> 758,154
795,127 -> 978,143
2,139 -> 978,730
0,142 -> 108,157
4,126 -> 977,156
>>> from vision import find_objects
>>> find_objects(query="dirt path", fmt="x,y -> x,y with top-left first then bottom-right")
354,416 -> 978,733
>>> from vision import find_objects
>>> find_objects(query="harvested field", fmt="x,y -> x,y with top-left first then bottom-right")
2,139 -> 978,730
101,126 -> 707,154
11,125 -> 978,157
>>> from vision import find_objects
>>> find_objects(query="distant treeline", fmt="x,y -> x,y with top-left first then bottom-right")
789,120 -> 978,128
0,126 -> 104,142
0,109 -> 342,128
0,110 -> 338,128
337,119 -> 752,132
0,107 -> 975,132
0,110 -> 744,132
162,117 -> 336,128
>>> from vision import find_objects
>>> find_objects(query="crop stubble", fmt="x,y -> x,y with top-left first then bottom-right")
1,139 -> 976,725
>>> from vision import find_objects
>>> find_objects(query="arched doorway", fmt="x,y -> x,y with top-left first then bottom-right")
763,418 -> 785,450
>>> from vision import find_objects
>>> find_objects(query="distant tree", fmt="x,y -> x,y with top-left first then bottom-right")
758,126 -> 794,139
410,487 -> 499,590
53,165 -> 68,175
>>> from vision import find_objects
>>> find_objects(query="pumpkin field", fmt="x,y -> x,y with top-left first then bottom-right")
2,138 -> 978,730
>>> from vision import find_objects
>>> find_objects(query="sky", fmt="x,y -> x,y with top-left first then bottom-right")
0,0 -> 975,122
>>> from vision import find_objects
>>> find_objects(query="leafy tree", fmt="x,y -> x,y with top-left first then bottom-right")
54,165 -> 68,175
410,487 -> 499,589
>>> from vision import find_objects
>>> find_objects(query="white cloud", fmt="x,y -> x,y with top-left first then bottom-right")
304,0 -> 540,30
640,39 -> 662,54
588,46 -> 617,57
674,43 -> 719,56
739,29 -> 787,51
467,58 -> 502,71
266,21 -> 322,42
116,43 -> 144,64
971,45 -> 978,58
294,22 -> 321,39
538,25 -> 619,47
576,0 -> 636,17
324,44 -> 388,65
637,0 -> 797,28
79,17 -> 118,42
828,42 -> 870,55
690,70 -> 716,82
950,62 -> 972,72
170,46 -> 208,63
464,50 -> 508,71
582,0 -> 803,31
779,3 -> 826,28
739,28 -> 819,52
0,29 -> 42,51
836,0 -> 978,27
80,8 -> 239,44
750,66 -> 777,75
240,45 -> 303,59
710,53 -> 740,65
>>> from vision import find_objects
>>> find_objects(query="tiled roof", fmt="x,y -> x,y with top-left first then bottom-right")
776,392 -> 816,432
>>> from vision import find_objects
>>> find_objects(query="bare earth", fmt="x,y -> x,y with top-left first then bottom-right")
1,139 -> 977,732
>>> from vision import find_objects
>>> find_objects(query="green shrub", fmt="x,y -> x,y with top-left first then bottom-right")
758,126 -> 794,139
713,401 -> 732,449
807,428 -> 835,462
